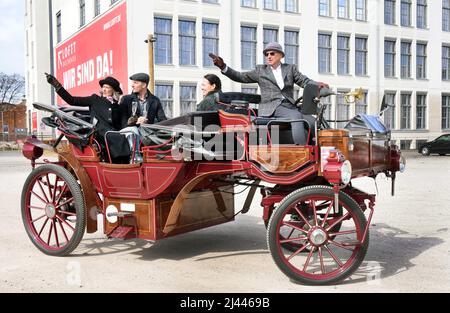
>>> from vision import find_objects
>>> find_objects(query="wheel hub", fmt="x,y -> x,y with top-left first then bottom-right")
45,204 -> 57,219
309,228 -> 328,246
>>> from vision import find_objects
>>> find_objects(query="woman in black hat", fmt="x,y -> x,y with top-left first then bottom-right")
45,73 -> 129,162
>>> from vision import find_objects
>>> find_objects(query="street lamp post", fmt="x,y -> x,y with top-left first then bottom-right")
145,34 -> 157,94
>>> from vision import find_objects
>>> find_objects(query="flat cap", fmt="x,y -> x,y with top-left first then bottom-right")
130,73 -> 150,85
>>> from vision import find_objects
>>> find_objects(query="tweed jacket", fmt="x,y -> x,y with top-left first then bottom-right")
223,63 -> 316,117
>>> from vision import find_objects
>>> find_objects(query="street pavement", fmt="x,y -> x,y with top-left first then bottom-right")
0,151 -> 449,293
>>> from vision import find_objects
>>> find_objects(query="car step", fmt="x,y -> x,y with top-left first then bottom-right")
109,226 -> 136,240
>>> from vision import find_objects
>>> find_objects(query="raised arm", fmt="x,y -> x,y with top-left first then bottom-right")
209,53 -> 259,84
45,73 -> 93,107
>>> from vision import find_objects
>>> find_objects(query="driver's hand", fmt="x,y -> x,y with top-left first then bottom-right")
317,82 -> 330,90
209,53 -> 226,70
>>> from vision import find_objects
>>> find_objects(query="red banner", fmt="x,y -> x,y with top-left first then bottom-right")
55,2 -> 128,105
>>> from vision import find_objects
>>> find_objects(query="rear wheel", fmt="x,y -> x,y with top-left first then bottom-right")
421,147 -> 431,156
267,186 -> 368,286
21,165 -> 86,256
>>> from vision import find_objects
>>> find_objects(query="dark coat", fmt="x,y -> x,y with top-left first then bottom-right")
55,87 -> 130,161
120,90 -> 167,127
197,92 -> 226,112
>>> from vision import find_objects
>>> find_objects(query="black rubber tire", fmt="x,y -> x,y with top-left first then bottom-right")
267,185 -> 369,286
421,147 -> 431,156
21,164 -> 86,257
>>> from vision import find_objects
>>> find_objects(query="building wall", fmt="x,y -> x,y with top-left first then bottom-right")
27,0 -> 450,149
0,103 -> 28,140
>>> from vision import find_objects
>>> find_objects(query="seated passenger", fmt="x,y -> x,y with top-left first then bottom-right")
45,73 -> 129,163
197,74 -> 226,112
120,73 -> 168,162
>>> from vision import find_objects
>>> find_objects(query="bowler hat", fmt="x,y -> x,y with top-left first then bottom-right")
130,73 -> 150,85
263,42 -> 285,57
99,77 -> 123,94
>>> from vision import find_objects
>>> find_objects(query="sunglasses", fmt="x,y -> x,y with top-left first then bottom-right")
265,52 -> 278,57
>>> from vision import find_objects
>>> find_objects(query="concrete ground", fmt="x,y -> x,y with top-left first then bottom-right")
0,150 -> 449,293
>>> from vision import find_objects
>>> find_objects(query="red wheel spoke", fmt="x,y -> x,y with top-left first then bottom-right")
53,220 -> 60,248
58,211 -> 77,217
38,218 -> 50,237
287,244 -> 311,261
329,240 -> 354,252
31,215 -> 47,224
47,220 -> 53,246
293,206 -> 312,228
281,236 -> 308,244
318,247 -> 326,275
28,205 -> 45,211
56,216 -> 75,232
31,190 -> 48,205
57,219 -> 70,243
321,201 -> 334,228
324,245 -> 343,267
303,246 -> 316,272
329,230 -> 357,237
326,212 -> 351,232
282,222 -> 308,234
52,177 -> 60,202
311,201 -> 319,227
55,184 -> 68,206
36,179 -> 50,203
55,198 -> 74,210
45,175 -> 53,202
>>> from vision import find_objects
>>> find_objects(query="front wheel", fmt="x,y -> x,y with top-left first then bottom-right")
267,186 -> 368,286
21,164 -> 86,256
421,147 -> 431,156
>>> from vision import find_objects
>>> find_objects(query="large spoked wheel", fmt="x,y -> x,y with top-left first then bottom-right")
21,164 -> 86,257
267,186 -> 368,286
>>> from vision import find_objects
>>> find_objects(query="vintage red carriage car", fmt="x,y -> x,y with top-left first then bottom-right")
21,86 -> 405,285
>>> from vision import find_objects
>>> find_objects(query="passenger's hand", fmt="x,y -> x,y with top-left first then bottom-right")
317,82 -> 330,90
45,72 -> 62,89
137,117 -> 148,125
127,116 -> 139,126
209,53 -> 226,70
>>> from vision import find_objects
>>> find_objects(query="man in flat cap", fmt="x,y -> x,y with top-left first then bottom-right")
120,73 -> 167,162
210,42 -> 329,145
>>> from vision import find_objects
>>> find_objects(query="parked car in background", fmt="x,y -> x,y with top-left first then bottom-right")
418,134 -> 450,156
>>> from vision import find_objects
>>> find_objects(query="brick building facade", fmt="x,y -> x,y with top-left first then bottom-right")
0,101 -> 27,142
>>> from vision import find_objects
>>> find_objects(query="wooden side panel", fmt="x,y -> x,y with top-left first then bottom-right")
249,145 -> 311,174
157,187 -> 235,239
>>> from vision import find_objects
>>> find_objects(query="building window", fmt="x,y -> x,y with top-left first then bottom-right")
355,37 -> 368,76
355,91 -> 368,115
202,22 -> 219,67
337,90 -> 350,128
355,0 -> 367,21
416,94 -> 427,130
155,84 -> 173,119
443,95 -> 450,129
400,93 -> 411,130
155,18 -> 172,65
79,0 -> 85,27
285,30 -> 299,65
241,26 -> 257,70
285,0 -> 298,13
443,45 -> 450,80
417,0 -> 427,28
417,43 -> 427,79
443,0 -> 450,31
56,11 -> 62,43
179,20 -> 196,66
180,85 -> 197,116
263,28 -> 279,64
400,0 -> 411,26
385,0 -> 396,25
94,0 -> 101,17
319,0 -> 331,17
401,41 -> 412,78
385,39 -> 396,77
338,0 -> 349,19
337,35 -> 350,75
319,33 -> 332,74
400,140 -> 412,150
241,0 -> 257,8
384,92 -> 396,129
263,0 -> 278,10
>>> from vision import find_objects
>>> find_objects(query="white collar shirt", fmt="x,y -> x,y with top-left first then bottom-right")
271,64 -> 285,90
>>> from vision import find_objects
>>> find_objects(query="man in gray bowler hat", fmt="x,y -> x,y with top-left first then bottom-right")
210,42 -> 329,145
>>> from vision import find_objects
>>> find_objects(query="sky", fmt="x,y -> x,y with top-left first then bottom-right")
0,0 -> 25,76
